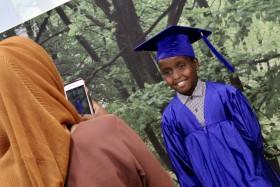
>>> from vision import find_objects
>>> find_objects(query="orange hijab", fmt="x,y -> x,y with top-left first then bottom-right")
0,36 -> 82,187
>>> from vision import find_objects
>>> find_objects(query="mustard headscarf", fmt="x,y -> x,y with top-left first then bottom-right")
0,36 -> 82,187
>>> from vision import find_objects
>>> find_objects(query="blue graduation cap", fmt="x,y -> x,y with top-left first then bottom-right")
134,25 -> 235,72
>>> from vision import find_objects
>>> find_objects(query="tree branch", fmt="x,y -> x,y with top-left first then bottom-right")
35,11 -> 52,43
55,7 -> 101,62
85,47 -> 126,84
252,53 -> 280,64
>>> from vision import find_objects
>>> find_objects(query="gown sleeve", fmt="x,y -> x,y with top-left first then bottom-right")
162,118 -> 202,187
231,90 -> 263,150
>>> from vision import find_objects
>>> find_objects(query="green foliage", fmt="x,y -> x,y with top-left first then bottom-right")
107,81 -> 174,134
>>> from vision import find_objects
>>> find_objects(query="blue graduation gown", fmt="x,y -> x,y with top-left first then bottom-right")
162,82 -> 280,187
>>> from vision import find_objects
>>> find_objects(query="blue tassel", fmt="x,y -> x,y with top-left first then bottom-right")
199,31 -> 235,73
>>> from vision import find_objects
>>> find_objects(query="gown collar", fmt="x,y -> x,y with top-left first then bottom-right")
177,79 -> 205,104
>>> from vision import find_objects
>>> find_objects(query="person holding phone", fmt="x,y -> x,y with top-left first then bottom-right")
0,36 -> 173,187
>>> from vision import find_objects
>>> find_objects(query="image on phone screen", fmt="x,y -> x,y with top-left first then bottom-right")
65,85 -> 92,115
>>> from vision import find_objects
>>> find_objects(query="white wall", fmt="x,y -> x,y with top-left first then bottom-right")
0,0 -> 70,33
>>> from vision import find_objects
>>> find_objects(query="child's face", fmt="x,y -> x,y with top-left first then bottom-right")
158,56 -> 199,96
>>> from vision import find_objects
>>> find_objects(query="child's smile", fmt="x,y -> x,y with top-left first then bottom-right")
158,56 -> 199,96
177,80 -> 186,87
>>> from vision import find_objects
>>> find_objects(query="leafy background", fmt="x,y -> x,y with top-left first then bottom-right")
1,0 -> 279,185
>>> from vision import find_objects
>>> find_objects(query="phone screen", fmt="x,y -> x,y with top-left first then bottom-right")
65,85 -> 92,115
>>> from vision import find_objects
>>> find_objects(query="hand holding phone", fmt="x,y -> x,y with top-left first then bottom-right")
82,100 -> 109,120
64,79 -> 94,115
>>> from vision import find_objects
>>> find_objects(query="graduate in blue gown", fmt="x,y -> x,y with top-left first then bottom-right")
134,25 -> 280,187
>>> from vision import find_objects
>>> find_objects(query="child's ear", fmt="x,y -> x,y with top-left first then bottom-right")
193,57 -> 200,71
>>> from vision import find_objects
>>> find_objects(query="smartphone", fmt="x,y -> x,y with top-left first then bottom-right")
64,79 -> 94,115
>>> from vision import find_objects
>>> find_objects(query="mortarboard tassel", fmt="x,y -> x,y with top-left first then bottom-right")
199,31 -> 235,73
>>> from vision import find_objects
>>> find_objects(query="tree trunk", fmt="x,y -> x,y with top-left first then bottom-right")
267,158 -> 280,176
144,124 -> 173,171
95,0 -> 163,89
168,0 -> 186,25
34,11 -> 52,42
